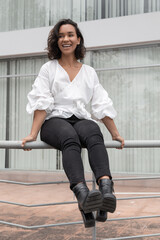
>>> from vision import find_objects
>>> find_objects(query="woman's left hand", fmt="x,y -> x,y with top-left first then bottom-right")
112,135 -> 124,149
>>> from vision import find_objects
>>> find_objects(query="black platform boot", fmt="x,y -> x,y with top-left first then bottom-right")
72,182 -> 103,228
96,210 -> 108,222
96,179 -> 116,222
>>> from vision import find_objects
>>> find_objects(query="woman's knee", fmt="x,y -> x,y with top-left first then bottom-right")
61,132 -> 81,151
75,120 -> 104,143
40,118 -> 81,150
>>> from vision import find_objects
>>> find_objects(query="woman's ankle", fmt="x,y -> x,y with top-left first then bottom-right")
98,176 -> 110,185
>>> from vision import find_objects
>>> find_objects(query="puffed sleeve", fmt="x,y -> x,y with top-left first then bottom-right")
26,63 -> 54,114
91,70 -> 117,120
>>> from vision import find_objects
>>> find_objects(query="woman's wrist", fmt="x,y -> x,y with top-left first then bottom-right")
30,133 -> 37,140
111,132 -> 120,140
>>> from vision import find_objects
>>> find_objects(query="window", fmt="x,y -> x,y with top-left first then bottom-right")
1,0 -> 160,32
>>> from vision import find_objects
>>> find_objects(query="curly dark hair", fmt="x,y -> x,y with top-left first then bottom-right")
47,19 -> 86,60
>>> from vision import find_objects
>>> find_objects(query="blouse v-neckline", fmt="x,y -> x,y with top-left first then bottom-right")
57,60 -> 83,83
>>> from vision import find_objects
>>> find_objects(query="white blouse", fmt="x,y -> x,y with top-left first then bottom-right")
26,60 -> 117,121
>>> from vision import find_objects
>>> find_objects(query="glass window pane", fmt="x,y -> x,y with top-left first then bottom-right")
1,0 -> 160,32
84,45 -> 160,174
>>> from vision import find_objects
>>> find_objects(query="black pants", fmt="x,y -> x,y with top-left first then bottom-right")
40,115 -> 111,189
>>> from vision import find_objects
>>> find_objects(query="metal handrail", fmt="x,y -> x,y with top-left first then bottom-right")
1,140 -> 160,149
0,195 -> 160,208
0,215 -> 160,230
0,140 -> 160,240
0,176 -> 160,186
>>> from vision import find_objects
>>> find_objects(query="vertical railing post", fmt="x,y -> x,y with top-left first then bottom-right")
92,172 -> 96,240
5,61 -> 10,168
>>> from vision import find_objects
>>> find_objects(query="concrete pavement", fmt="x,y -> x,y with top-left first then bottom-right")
0,170 -> 159,240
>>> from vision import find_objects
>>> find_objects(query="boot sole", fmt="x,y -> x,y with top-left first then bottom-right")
82,190 -> 103,213
96,210 -> 107,222
101,193 -> 116,213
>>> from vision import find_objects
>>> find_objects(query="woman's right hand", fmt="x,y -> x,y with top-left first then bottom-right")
21,134 -> 36,151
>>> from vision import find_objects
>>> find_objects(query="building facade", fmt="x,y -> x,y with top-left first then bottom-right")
0,0 -> 160,175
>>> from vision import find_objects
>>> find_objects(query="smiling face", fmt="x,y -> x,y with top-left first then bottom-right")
57,24 -> 80,57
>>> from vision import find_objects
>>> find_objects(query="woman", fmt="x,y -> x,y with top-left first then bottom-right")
22,19 -> 124,228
